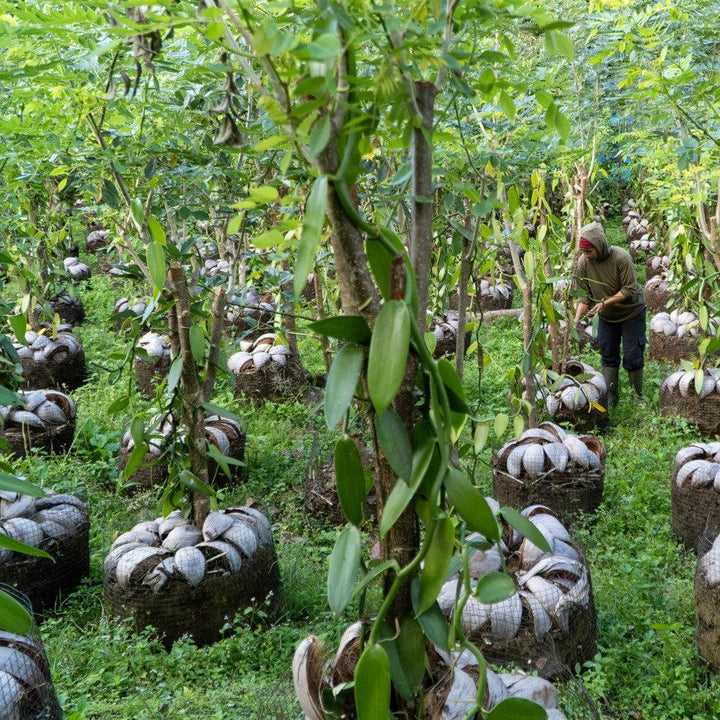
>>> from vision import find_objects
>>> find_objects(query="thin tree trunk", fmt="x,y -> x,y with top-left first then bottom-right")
455,209 -> 476,380
168,262 -> 211,527
410,81 -> 438,332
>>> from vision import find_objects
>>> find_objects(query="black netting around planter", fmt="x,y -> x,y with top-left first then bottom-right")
0,585 -> 62,720
550,404 -> 609,434
104,541 -> 281,649
232,358 -> 308,403
20,350 -> 87,392
649,330 -> 698,364
695,531 -> 720,668
134,357 -> 170,398
660,386 -> 720,435
492,466 -> 604,525
0,520 -> 90,613
644,278 -> 671,314
1,421 -> 75,458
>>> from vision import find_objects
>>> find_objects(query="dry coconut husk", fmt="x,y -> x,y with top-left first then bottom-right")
134,356 -> 170,398
0,585 -> 63,720
649,330 -> 698,364
660,383 -> 720,435
695,533 -> 720,668
50,294 -> 85,326
644,276 -> 672,314
646,255 -> 669,280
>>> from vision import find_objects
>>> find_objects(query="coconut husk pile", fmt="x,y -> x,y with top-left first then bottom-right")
63,257 -> 91,282
644,274 -> 671,314
85,229 -> 109,252
492,421 -> 605,522
660,368 -> 720,435
670,441 -> 720,550
13,326 -> 86,391
224,288 -> 275,339
228,333 -> 307,402
134,332 -> 171,397
103,506 -> 280,648
113,297 -> 150,329
429,310 -> 471,359
646,255 -> 669,280
650,310 -> 720,364
437,501 -> 596,679
0,492 -> 89,611
0,389 -> 76,457
473,276 -> 514,312
49,293 -> 85,326
621,200 -> 658,260
0,585 -> 62,720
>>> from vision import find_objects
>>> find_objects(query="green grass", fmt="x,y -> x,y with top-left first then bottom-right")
8,244 -> 720,719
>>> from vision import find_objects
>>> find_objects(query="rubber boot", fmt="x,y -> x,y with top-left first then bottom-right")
628,368 -> 643,398
602,365 -> 620,408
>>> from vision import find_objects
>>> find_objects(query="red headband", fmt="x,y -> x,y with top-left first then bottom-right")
579,238 -> 595,250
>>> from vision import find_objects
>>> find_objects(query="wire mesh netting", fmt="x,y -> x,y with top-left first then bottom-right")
694,529 -> 720,669
0,585 -> 62,720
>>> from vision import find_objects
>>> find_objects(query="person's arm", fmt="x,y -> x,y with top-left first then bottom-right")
574,302 -> 589,324
587,290 -> 625,317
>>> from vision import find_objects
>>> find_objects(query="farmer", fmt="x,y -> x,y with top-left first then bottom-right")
573,220 -> 646,407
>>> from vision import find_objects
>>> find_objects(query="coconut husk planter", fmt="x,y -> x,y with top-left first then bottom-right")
224,290 -> 275,339
437,501 -> 596,680
295,628 -> 576,720
113,297 -> 150,330
63,257 -> 91,282
134,332 -> 171,398
0,390 -> 76,457
649,310 -> 720,364
492,422 -> 605,523
524,361 -> 608,433
0,492 -> 89,612
670,441 -> 720,550
473,277 -> 513,312
429,311 -> 471,359
0,585 -> 63,720
118,414 -> 246,490
49,293 -> 85,326
694,533 -> 720,668
85,229 -> 109,252
103,507 -> 281,648
646,255 -> 669,280
660,368 -> 720,435
228,334 -> 307,402
14,327 -> 86,391
644,275 -> 671,314
629,238 -> 657,262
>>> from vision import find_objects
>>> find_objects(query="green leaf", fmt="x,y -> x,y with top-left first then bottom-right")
107,395 -> 130,415
695,368 -> 704,395
199,402 -> 243,425
437,359 -> 469,413
0,533 -> 53,560
9,314 -> 26,342
102,178 -> 120,209
418,518 -> 455,614
513,414 -> 525,438
327,525 -> 361,615
130,417 -> 145,446
325,344 -> 364,429
294,175 -> 327,297
309,115 -> 331,157
354,644 -> 390,720
0,473 -> 48,497
334,436 -> 366,527
147,216 -> 167,246
498,90 -> 515,121
308,316 -> 371,344
189,325 -> 205,365
249,186 -> 280,204
167,357 -> 182,393
473,422 -> 490,453
554,108 -> 571,143
366,240 -> 394,300
146,241 -> 166,292
227,214 -> 243,235
368,300 -> 410,417
382,617 -> 426,701
252,229 -> 284,249
379,439 -> 435,537
0,589 -> 31,635
416,602 -> 449,652
494,412 -> 509,437
500,507 -> 552,553
475,571 -> 516,604
123,441 -> 148,481
130,199 -> 144,226
375,407 -> 412,481
700,305 -> 709,331
206,20 -> 226,41
0,388 -> 21,407
523,249 -> 535,278
307,33 -> 342,60
178,470 -> 215,497
485,697 -> 548,720
444,468 -> 500,540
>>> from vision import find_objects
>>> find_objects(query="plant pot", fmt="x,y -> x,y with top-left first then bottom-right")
14,328 -> 86,391
492,422 -> 605,522
103,507 -> 281,648
0,493 -> 90,612
0,390 -> 76,457
660,369 -> 720,435
0,586 -> 63,720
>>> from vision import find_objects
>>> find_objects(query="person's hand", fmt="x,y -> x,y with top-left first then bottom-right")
587,301 -> 604,317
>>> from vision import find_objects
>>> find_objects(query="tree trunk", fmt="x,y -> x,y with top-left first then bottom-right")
411,81 -> 438,332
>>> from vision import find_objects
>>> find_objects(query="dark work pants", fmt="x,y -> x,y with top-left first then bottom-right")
597,308 -> 646,371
